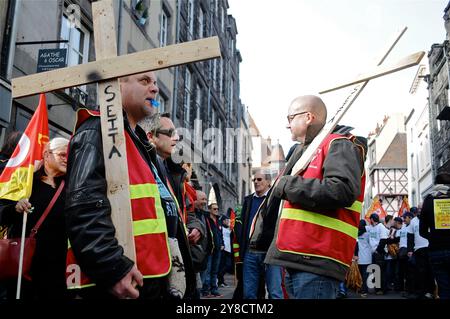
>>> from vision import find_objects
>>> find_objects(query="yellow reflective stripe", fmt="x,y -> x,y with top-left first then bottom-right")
345,200 -> 362,213
67,283 -> 96,290
281,208 -> 357,239
233,244 -> 239,248
129,183 -> 159,200
234,252 -> 239,257
133,218 -> 166,236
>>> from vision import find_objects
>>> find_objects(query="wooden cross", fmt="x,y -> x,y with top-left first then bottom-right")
11,0 -> 221,261
290,27 -> 424,176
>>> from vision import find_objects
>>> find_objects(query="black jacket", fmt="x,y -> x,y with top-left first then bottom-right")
65,115 -> 173,293
419,185 -> 450,251
238,193 -> 278,256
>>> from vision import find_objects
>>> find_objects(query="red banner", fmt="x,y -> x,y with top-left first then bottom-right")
0,94 -> 49,201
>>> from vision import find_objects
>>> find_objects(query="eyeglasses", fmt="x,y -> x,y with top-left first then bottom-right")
156,128 -> 177,138
287,111 -> 308,124
49,151 -> 67,159
212,208 -> 218,211
252,177 -> 263,182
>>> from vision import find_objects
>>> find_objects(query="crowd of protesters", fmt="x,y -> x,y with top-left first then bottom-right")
1,81 -> 449,301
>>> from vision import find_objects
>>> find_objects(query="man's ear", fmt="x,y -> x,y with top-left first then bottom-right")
147,131 -> 155,142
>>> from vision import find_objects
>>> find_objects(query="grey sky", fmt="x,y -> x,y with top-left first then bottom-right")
228,0 -> 447,153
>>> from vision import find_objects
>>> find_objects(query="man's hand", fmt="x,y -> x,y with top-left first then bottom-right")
110,265 -> 143,299
188,228 -> 201,245
15,198 -> 32,214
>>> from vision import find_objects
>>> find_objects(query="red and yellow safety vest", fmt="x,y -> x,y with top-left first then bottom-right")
66,109 -> 171,289
276,133 -> 366,267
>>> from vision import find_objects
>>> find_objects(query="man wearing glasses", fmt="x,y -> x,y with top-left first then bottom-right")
141,112 -> 198,299
236,170 -> 284,299
200,203 -> 224,297
252,95 -> 367,299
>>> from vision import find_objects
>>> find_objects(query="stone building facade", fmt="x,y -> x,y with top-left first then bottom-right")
0,0 -> 250,211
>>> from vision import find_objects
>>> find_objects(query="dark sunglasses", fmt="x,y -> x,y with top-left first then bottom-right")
252,177 -> 263,182
156,128 -> 177,138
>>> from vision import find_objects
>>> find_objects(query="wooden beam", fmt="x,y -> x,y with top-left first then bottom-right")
12,36 -> 221,98
93,0 -> 135,261
290,27 -> 412,176
319,51 -> 425,94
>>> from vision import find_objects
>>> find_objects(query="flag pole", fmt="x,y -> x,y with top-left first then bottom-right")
16,211 -> 28,299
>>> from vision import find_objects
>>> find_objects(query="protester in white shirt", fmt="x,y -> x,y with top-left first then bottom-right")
406,208 -> 435,299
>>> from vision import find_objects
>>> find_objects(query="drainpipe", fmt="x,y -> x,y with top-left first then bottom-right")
6,0 -> 21,80
117,0 -> 123,55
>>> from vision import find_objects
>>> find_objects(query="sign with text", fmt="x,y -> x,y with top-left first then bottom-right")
36,49 -> 67,73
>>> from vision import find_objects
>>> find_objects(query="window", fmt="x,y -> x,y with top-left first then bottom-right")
229,78 -> 234,115
132,0 -> 149,26
157,95 -> 166,113
195,84 -> 202,120
219,59 -> 224,95
60,14 -> 90,104
212,60 -> 217,89
198,8 -> 204,38
60,15 -> 89,67
188,0 -> 194,40
184,69 -> 192,128
221,6 -> 225,33
436,103 -> 441,131
160,9 -> 169,47
229,38 -> 234,56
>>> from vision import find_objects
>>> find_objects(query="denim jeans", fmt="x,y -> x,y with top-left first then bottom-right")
243,251 -> 283,299
429,249 -> 450,299
285,269 -> 339,299
358,264 -> 369,293
201,249 -> 222,295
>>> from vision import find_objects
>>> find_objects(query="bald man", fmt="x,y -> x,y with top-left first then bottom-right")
250,95 -> 367,299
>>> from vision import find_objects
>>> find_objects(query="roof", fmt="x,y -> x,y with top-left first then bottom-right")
248,114 -> 261,136
376,133 -> 407,168
270,143 -> 286,162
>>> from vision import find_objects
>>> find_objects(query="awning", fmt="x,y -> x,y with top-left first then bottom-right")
437,106 -> 450,121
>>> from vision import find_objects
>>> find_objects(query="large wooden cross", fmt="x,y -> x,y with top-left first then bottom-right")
290,26 -> 424,176
11,0 -> 221,261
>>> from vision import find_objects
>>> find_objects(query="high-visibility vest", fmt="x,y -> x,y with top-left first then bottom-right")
66,109 -> 171,289
276,133 -> 366,267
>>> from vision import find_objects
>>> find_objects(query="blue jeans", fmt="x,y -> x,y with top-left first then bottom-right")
201,249 -> 222,295
243,251 -> 283,299
285,269 -> 339,299
429,249 -> 450,299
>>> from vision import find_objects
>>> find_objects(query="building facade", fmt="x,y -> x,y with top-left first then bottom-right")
405,62 -> 433,207
426,2 -> 450,178
0,0 -> 250,211
365,113 -> 409,216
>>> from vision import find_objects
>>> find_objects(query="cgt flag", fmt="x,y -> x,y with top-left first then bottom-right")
364,195 -> 387,221
0,94 -> 49,201
397,196 -> 410,217
229,208 -> 236,231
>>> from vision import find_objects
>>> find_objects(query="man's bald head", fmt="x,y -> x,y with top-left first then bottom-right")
287,95 -> 328,143
289,95 -> 327,124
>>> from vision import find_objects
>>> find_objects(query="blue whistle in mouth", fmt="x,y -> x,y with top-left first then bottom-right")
147,98 -> 160,107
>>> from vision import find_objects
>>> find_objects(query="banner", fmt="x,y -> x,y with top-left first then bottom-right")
397,196 -> 410,217
0,94 -> 49,201
364,195 -> 387,221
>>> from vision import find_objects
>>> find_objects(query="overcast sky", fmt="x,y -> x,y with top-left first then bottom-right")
228,0 -> 448,154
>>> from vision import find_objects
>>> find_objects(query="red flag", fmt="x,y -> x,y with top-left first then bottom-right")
397,196 -> 410,217
364,196 -> 387,221
229,208 -> 236,231
0,94 -> 49,200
